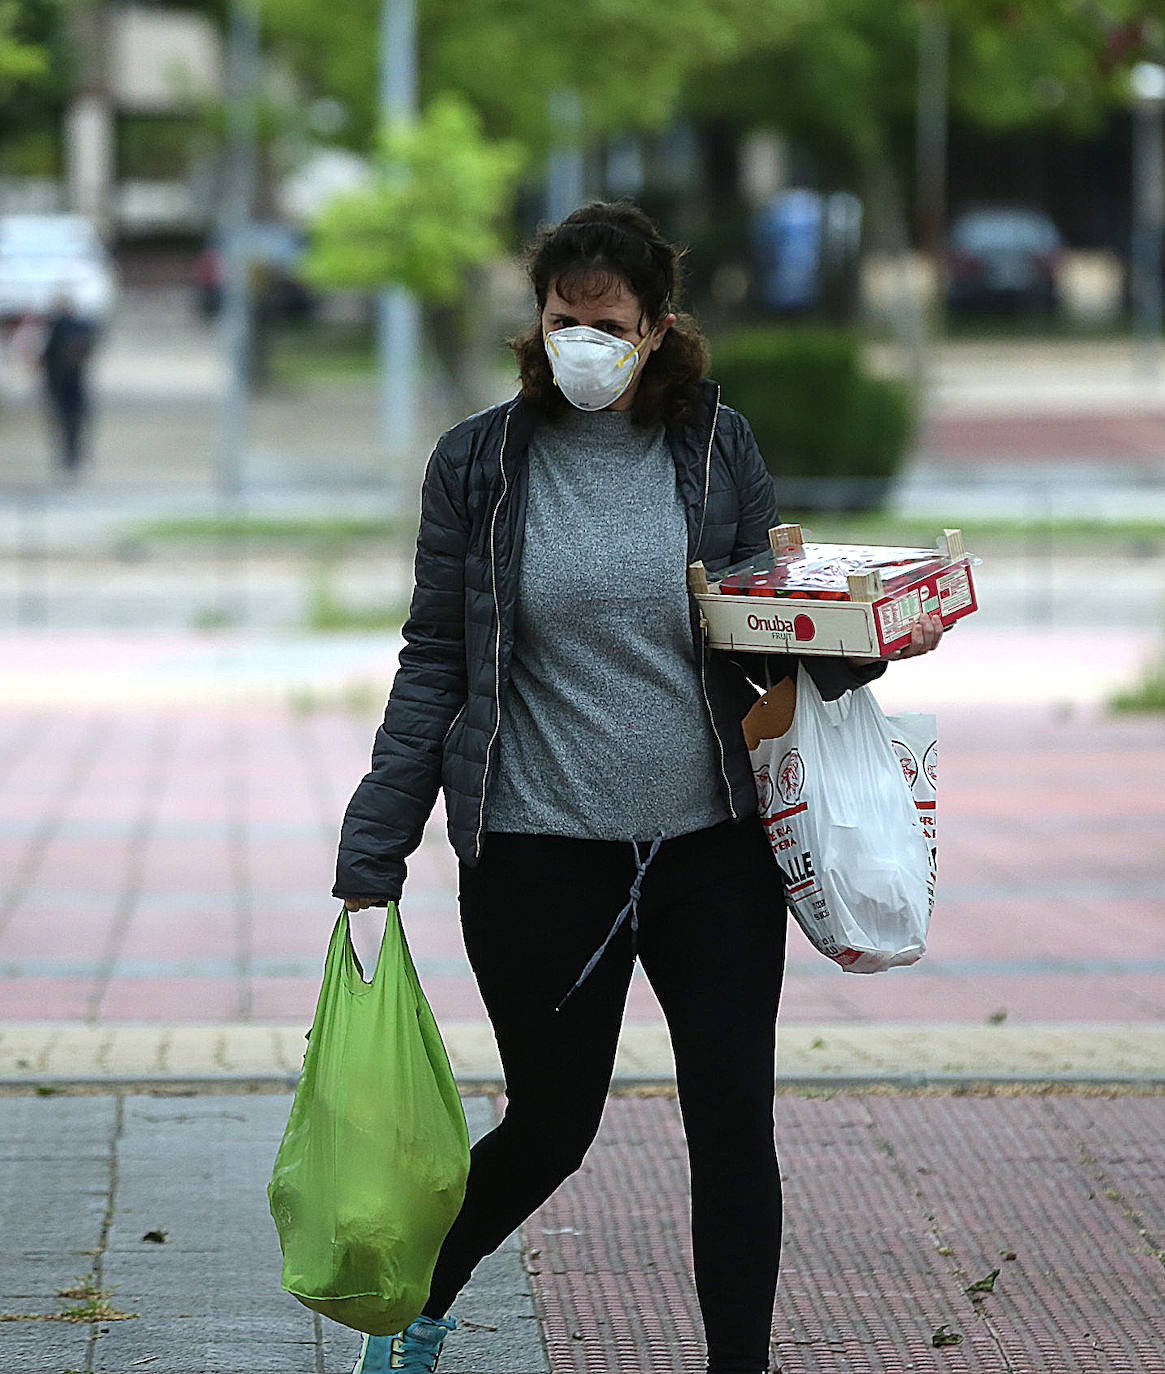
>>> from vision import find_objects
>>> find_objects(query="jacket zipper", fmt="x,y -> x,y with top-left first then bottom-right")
475,408 -> 514,858
694,384 -> 720,555
442,701 -> 467,745
692,387 -> 737,820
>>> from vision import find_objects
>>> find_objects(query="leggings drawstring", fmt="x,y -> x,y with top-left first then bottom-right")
556,834 -> 663,1012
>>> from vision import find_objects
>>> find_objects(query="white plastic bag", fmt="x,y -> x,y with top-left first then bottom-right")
748,663 -> 935,973
888,712 -> 938,921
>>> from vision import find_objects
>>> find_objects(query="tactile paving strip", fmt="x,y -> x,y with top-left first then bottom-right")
522,1090 -> 1165,1373
524,1095 -> 703,1373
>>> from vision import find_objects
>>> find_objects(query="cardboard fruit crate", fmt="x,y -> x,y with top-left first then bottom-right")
689,524 -> 979,658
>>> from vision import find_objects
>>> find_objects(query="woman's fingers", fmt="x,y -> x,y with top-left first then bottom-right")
889,612 -> 945,660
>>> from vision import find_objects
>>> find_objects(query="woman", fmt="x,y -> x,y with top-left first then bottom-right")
334,201 -> 944,1374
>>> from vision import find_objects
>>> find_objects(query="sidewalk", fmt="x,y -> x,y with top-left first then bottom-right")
2,1084 -> 1162,1373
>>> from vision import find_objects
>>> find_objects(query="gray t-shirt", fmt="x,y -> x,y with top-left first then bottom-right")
485,407 -> 730,841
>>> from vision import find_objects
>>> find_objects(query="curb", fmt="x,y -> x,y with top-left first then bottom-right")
4,1022 -> 1164,1092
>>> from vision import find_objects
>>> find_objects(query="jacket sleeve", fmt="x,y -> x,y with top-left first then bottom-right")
332,442 -> 469,902
719,410 -> 886,702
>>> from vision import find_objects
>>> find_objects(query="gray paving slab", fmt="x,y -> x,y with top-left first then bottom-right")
0,1096 -> 115,1371
94,1094 -> 317,1373
0,1092 -> 545,1374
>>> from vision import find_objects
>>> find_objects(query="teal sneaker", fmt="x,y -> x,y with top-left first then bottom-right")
352,1315 -> 457,1373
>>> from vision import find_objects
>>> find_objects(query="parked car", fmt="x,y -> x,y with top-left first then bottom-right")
945,206 -> 1064,316
193,223 -> 317,320
0,213 -> 116,323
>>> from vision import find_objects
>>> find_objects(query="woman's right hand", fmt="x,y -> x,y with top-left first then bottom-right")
340,896 -> 386,911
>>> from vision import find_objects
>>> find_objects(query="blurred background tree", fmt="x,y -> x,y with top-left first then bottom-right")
258,0 -> 788,153
302,96 -> 524,302
0,0 -> 49,93
301,93 -> 524,409
0,0 -> 58,169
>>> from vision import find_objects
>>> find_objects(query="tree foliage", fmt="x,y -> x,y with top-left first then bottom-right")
0,1 -> 48,94
0,0 -> 57,139
684,0 -> 1160,183
943,0 -> 1155,133
301,94 -> 525,298
259,0 -> 784,152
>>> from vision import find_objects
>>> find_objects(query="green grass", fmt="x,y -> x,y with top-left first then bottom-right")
266,321 -> 377,383
304,572 -> 409,633
1109,657 -> 1165,713
0,1273 -> 138,1325
287,681 -> 385,716
127,512 -> 416,552
128,511 -> 1163,555
780,513 -> 1165,554
190,606 -> 240,632
270,344 -> 378,382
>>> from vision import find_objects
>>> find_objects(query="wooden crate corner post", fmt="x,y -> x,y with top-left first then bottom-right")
768,523 -> 804,556
846,568 -> 885,602
938,528 -> 966,559
687,561 -> 710,596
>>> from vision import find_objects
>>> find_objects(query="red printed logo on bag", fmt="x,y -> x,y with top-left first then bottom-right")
777,749 -> 805,805
755,765 -> 775,816
923,741 -> 937,788
891,739 -> 918,790
794,613 -> 815,641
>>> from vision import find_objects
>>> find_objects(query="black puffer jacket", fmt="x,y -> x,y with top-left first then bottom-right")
333,380 -> 885,902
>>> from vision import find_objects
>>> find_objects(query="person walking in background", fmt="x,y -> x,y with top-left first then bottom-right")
40,290 -> 96,480
333,201 -> 946,1374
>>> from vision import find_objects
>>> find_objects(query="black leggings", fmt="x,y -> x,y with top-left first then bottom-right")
422,816 -> 787,1374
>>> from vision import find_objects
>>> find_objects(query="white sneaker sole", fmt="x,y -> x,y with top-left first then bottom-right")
351,1333 -> 369,1374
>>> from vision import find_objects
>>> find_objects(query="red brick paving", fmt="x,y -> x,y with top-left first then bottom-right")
527,1091 -> 1165,1373
921,410 -> 1165,465
0,695 -> 1162,1026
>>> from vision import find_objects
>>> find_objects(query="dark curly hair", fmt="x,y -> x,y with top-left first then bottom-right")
510,201 -> 710,428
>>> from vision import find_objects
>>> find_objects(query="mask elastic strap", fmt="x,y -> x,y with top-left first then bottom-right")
615,332 -> 654,371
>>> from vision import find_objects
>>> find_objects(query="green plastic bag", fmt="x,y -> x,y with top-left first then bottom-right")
268,904 -> 471,1335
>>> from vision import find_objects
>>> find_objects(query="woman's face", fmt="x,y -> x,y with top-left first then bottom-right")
541,276 -> 675,411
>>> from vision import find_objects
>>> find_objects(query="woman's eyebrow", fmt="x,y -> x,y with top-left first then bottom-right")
548,311 -> 632,330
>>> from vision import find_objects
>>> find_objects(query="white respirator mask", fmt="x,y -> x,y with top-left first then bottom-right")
543,325 -> 654,411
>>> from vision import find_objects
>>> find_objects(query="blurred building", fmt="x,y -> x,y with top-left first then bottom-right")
6,6 -> 222,231
0,3 -> 224,284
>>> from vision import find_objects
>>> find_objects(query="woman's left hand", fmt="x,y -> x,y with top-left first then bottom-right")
887,611 -> 946,661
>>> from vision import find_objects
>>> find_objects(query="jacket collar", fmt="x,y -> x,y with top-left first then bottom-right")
496,392 -> 541,476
